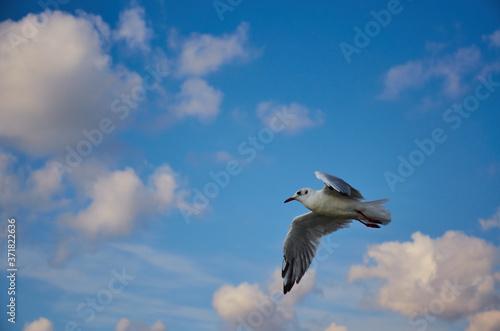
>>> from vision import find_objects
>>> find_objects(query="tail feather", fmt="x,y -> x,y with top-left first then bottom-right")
361,199 -> 391,225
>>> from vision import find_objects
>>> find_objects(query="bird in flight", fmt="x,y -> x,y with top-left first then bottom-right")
281,171 -> 391,294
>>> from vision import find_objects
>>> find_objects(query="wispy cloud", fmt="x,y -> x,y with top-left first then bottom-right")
256,101 -> 324,134
483,29 -> 500,48
379,45 -> 481,100
19,248 -> 114,295
173,22 -> 256,77
479,207 -> 500,230
114,6 -> 153,52
0,149 -> 67,213
112,243 -> 221,287
379,60 -> 428,99
20,242 -> 221,324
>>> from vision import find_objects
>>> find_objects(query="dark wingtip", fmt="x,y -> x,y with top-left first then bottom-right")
282,257 -> 294,294
283,282 -> 293,294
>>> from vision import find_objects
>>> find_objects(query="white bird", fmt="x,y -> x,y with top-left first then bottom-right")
282,171 -> 391,294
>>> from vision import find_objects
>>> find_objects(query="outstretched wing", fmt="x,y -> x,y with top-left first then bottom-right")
315,171 -> 364,200
282,212 -> 350,294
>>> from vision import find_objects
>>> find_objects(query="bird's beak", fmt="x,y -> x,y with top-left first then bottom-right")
284,197 -> 295,203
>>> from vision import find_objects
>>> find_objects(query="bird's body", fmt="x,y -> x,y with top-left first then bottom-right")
281,171 -> 391,294
300,188 -> 360,219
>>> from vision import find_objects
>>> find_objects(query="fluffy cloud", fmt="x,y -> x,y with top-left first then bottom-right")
175,22 -> 253,76
23,317 -> 53,331
173,78 -> 222,122
465,310 -> 500,331
0,11 -> 141,156
483,29 -> 500,48
380,45 -> 481,99
213,268 -> 316,331
62,165 -> 179,239
324,322 -> 349,331
115,6 -> 153,51
28,162 -> 63,197
115,318 -> 167,331
479,207 -> 500,230
257,101 -> 324,134
63,167 -> 143,238
348,231 -> 499,320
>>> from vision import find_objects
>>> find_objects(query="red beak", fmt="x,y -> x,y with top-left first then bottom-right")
284,197 -> 295,203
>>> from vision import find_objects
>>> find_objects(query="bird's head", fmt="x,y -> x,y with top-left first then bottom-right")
284,188 -> 312,204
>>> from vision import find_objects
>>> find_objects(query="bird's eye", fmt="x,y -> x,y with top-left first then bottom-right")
305,190 -> 308,194
296,191 -> 301,195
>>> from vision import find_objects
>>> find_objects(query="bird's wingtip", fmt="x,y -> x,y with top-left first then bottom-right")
282,258 -> 289,277
283,282 -> 293,294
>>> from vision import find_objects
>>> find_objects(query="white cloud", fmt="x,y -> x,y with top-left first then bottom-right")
379,60 -> 427,99
466,310 -> 500,331
0,149 -> 65,212
257,101 -> 324,134
115,318 -> 167,331
0,153 -> 183,262
380,45 -> 481,100
0,11 -> 141,156
148,165 -> 179,211
213,268 -> 316,330
115,6 -> 153,52
63,167 -> 144,238
175,22 -> 253,76
432,45 -> 481,97
173,78 -> 222,122
483,29 -> 500,48
324,322 -> 349,331
214,282 -> 270,322
28,162 -> 63,197
62,165 -> 179,239
77,11 -> 111,40
348,231 -> 499,320
116,318 -> 131,331
480,207 -> 500,230
23,317 -> 54,331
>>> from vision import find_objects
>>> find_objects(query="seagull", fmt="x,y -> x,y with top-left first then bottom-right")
281,171 -> 391,294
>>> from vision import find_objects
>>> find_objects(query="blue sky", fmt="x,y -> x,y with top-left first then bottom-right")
0,1 -> 499,331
